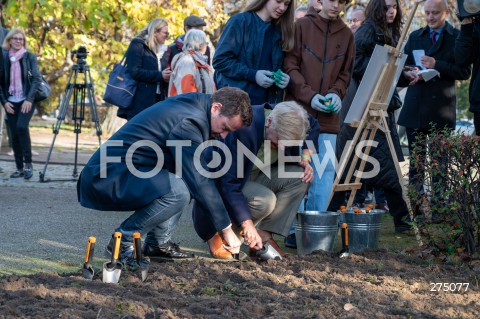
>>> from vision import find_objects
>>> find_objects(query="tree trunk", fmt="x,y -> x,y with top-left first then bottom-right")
101,106 -> 126,137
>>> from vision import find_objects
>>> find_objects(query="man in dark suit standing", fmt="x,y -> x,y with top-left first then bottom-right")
398,0 -> 471,214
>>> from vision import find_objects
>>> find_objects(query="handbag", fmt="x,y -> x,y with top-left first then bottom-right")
103,56 -> 137,109
26,54 -> 51,103
34,76 -> 51,103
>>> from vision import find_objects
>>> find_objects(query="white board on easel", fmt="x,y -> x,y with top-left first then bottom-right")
344,45 -> 407,124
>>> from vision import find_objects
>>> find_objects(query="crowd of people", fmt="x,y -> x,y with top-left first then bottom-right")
2,0 -> 478,265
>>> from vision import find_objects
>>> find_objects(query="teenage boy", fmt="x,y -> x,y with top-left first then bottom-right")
284,0 -> 355,212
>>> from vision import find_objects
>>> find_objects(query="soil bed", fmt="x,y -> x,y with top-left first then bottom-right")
1,250 -> 478,318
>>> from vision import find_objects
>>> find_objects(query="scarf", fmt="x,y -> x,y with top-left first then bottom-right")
189,50 -> 209,70
9,47 -> 27,99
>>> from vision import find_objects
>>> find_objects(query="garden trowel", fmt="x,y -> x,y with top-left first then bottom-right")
102,232 -> 123,284
82,236 -> 96,280
133,232 -> 149,281
338,223 -> 350,258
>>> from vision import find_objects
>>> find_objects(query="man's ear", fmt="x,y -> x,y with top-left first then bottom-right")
212,102 -> 223,113
265,116 -> 273,128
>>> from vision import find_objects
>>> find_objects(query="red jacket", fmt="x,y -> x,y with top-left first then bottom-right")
284,7 -> 355,134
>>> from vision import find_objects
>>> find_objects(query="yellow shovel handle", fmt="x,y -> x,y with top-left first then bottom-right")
113,232 -> 122,260
84,236 -> 96,263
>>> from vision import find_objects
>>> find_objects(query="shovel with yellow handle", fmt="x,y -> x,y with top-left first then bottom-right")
133,232 -> 149,281
82,236 -> 96,280
102,232 -> 123,283
338,223 -> 350,258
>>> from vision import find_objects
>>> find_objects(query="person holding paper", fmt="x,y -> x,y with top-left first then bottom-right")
398,0 -> 471,219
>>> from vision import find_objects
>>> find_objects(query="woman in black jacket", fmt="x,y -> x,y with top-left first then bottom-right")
118,18 -> 171,120
0,28 -> 41,180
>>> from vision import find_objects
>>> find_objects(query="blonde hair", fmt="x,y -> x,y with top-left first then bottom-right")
137,18 -> 168,53
3,28 -> 31,51
269,101 -> 310,141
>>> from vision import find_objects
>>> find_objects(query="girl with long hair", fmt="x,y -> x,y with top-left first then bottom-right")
213,0 -> 295,105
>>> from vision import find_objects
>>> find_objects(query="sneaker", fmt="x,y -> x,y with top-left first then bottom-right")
10,170 -> 24,178
284,233 -> 297,249
23,164 -> 33,180
143,241 -> 194,260
104,237 -> 139,269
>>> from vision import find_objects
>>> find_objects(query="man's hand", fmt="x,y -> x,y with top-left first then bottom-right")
255,70 -> 274,88
220,227 -> 241,254
420,55 -> 436,69
21,101 -> 33,114
310,94 -> 329,112
241,219 -> 263,250
298,157 -> 314,183
403,70 -> 420,85
3,102 -> 14,114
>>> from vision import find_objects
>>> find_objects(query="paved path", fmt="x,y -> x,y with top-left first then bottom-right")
0,126 -> 209,276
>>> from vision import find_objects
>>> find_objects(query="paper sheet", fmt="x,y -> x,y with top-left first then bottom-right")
412,49 -> 426,70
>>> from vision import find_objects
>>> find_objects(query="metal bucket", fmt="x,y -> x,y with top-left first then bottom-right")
338,209 -> 385,253
295,211 -> 340,255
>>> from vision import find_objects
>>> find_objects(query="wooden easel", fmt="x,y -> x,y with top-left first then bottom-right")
328,1 -> 425,246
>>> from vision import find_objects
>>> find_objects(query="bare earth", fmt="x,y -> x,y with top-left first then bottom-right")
0,249 -> 478,319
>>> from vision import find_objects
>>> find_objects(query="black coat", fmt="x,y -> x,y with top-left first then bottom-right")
398,22 -> 471,129
455,22 -> 480,113
336,19 -> 404,189
77,93 -> 232,232
0,51 -> 41,105
117,38 -> 169,120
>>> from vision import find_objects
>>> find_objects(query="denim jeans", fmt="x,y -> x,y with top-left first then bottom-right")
306,133 -> 337,211
116,173 -> 191,247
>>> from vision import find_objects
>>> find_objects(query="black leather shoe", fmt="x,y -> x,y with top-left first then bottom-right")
143,241 -> 194,260
10,170 -> 24,178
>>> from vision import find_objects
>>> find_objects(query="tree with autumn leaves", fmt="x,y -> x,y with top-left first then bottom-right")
0,0 -> 240,115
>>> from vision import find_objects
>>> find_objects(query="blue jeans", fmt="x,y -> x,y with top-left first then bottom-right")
306,133 -> 337,211
116,173 -> 191,247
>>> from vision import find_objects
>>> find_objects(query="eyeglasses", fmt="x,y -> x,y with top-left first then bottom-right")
155,29 -> 169,37
11,37 -> 24,42
347,18 -> 364,24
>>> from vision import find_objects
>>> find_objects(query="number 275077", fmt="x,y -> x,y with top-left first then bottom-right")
430,283 -> 469,292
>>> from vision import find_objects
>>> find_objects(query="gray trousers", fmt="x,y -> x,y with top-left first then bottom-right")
241,165 -> 308,237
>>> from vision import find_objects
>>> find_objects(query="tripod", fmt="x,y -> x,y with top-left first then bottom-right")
39,53 -> 102,182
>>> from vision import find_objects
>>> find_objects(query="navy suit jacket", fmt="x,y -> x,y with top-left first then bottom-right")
77,93 -> 232,232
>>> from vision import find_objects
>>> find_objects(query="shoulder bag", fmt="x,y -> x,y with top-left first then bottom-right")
103,55 -> 137,109
26,54 -> 51,103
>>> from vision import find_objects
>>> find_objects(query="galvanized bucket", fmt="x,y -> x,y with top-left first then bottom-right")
295,211 -> 340,255
338,209 -> 385,253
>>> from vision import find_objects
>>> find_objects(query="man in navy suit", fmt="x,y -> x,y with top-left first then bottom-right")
78,88 -> 252,265
398,0 -> 471,216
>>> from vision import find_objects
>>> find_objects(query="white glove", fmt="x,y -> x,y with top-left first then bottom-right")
326,93 -> 342,114
276,72 -> 290,89
310,94 -> 329,112
255,70 -> 274,88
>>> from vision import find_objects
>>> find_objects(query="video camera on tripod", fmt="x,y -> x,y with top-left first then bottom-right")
40,45 -> 102,182
71,46 -> 88,69
457,0 -> 480,20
